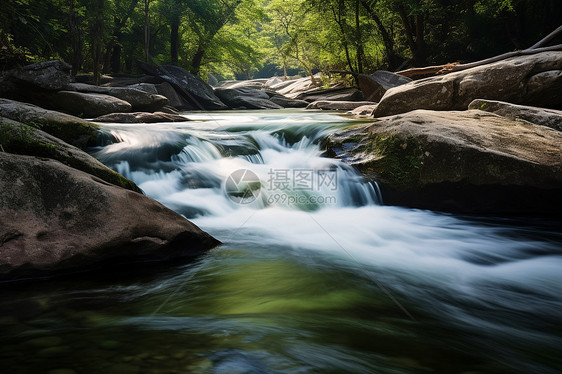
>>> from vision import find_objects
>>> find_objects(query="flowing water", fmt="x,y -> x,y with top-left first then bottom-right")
1,110 -> 561,374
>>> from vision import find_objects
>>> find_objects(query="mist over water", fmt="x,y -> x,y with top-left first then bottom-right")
1,111 -> 560,373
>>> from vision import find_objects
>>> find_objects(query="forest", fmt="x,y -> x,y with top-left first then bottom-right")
1,0 -> 562,82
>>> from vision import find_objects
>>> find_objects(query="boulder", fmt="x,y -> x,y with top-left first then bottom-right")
293,87 -> 364,102
0,98 -> 99,148
66,83 -> 169,112
272,75 -> 322,97
52,91 -> 132,118
326,109 -> 562,214
306,100 -> 375,110
469,99 -> 562,131
373,52 -> 562,117
0,117 -> 140,192
346,104 -> 378,117
0,152 -> 220,279
155,82 -> 192,109
93,112 -> 187,123
137,61 -> 228,110
269,95 -> 309,108
217,79 -> 268,90
2,60 -> 72,91
214,87 -> 283,109
357,71 -> 412,102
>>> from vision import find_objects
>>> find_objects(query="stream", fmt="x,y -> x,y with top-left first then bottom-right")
1,110 -> 561,373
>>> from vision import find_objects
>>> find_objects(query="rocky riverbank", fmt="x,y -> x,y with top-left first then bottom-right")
327,51 -> 562,215
0,61 -> 227,281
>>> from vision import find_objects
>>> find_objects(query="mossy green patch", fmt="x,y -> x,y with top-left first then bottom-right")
362,133 -> 424,190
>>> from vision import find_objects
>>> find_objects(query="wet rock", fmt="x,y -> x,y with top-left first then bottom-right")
306,100 -> 375,110
373,51 -> 562,117
358,71 -> 412,102
0,153 -> 220,279
468,99 -> 562,131
214,87 -> 283,109
0,117 -> 140,192
65,83 -> 169,112
346,104 -> 378,117
137,61 -> 227,110
93,112 -> 187,123
293,87 -> 364,103
0,60 -> 71,92
326,109 -> 562,214
52,91 -> 132,118
0,98 -> 99,148
269,95 -> 309,108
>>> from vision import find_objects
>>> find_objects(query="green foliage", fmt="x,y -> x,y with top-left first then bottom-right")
3,0 -> 561,79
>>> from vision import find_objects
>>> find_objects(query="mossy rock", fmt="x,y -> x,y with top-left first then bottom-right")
326,109 -> 562,214
0,98 -> 99,148
0,116 -> 141,193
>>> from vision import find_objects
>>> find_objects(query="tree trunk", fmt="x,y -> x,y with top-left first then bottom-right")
170,14 -> 179,65
92,0 -> 105,85
144,0 -> 150,62
111,43 -> 122,74
191,45 -> 205,75
355,0 -> 363,74
361,0 -> 399,69
68,0 -> 83,76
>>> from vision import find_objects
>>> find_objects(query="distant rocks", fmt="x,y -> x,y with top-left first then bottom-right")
372,52 -> 562,117
53,91 -> 132,118
137,61 -> 228,110
0,60 -> 72,92
65,83 -> 169,112
307,100 -> 375,111
215,87 -> 283,109
93,112 -> 187,123
357,71 -> 412,102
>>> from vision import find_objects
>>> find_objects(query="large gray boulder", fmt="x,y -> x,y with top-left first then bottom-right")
214,87 -> 283,109
93,112 -> 187,123
0,117 -> 140,192
306,100 -> 375,111
0,98 -> 99,148
293,87 -> 364,102
155,82 -> 192,109
52,91 -> 132,118
137,61 -> 228,110
272,75 -> 321,97
0,153 -> 220,279
346,104 -> 378,117
326,109 -> 562,214
373,52 -> 562,117
1,60 -> 72,92
269,94 -> 309,108
358,71 -> 412,102
66,83 -> 169,112
468,99 -> 562,131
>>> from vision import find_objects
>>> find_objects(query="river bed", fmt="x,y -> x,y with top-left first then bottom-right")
1,110 -> 560,373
